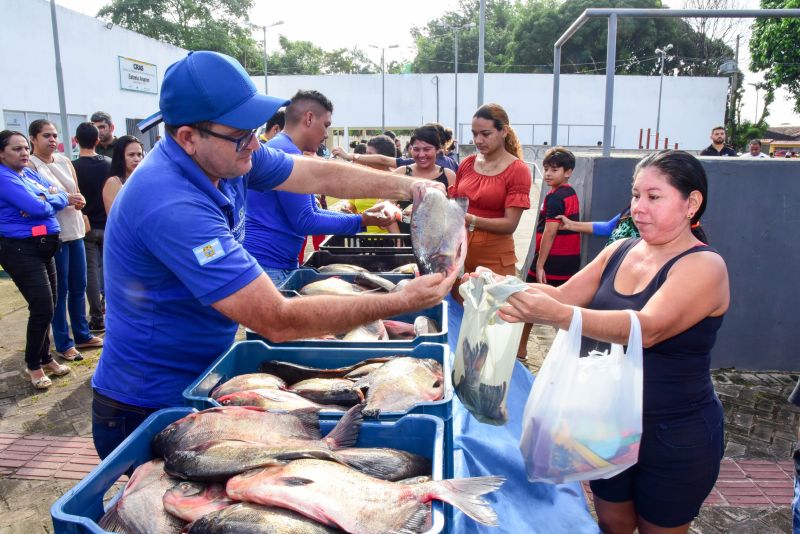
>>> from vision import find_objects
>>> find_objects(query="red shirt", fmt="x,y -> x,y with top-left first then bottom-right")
448,154 -> 531,218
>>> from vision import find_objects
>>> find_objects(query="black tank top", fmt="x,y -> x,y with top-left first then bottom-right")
404,165 -> 449,188
586,238 -> 724,421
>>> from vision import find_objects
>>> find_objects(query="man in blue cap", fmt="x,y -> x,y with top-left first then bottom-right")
91,51 -> 456,458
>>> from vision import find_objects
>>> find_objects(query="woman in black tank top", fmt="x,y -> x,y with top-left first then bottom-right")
497,151 -> 730,533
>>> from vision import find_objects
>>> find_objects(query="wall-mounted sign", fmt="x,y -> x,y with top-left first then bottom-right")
119,56 -> 158,94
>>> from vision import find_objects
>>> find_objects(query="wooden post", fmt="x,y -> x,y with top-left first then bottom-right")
655,132 -> 660,150
664,137 -> 669,149
646,128 -> 651,150
638,128 -> 643,149
674,143 -> 678,150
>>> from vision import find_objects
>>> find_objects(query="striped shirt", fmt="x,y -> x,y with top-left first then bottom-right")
531,184 -> 580,282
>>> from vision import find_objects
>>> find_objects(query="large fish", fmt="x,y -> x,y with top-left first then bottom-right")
333,447 -> 432,481
352,272 -> 396,292
162,480 -> 234,522
259,358 -> 393,384
318,264 -> 368,274
382,320 -> 417,340
210,373 -> 285,400
288,378 -> 364,406
414,316 -> 440,336
217,389 -> 348,412
454,338 -> 508,425
154,406 -> 326,458
186,502 -> 342,534
410,183 -> 468,276
390,263 -> 419,275
299,278 -> 365,296
341,320 -> 388,341
226,459 -> 504,534
354,357 -> 444,416
98,459 -> 185,533
163,405 -> 363,481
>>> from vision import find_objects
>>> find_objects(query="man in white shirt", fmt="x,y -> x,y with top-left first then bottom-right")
740,139 -> 769,158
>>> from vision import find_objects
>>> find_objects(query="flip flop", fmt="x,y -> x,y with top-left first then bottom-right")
57,348 -> 84,362
26,369 -> 52,389
43,361 -> 71,376
75,336 -> 103,349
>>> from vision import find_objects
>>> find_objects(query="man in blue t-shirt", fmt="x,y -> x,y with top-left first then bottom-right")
244,90 -> 391,283
91,51 -> 456,459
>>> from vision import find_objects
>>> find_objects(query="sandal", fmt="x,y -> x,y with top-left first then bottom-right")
75,336 -> 103,349
43,361 -> 71,376
57,347 -> 84,361
26,369 -> 52,389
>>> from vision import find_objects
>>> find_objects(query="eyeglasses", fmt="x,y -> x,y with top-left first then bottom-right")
193,125 -> 257,152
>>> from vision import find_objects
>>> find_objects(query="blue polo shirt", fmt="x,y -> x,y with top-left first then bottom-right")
0,165 -> 67,238
243,132 -> 361,269
92,135 -> 294,408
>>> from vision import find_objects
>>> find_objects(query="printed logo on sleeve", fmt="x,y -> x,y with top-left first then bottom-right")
193,238 -> 226,265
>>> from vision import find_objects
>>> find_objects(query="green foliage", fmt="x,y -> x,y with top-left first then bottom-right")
730,120 -> 769,151
268,38 -> 379,75
411,0 -> 734,76
749,0 -> 800,114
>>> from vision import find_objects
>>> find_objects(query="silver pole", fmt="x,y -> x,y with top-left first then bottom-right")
602,14 -> 617,157
50,0 -> 71,159
263,26 -> 268,94
551,46 -> 561,145
454,30 -> 459,147
381,48 -> 386,131
655,52 -> 665,140
478,0 -> 486,106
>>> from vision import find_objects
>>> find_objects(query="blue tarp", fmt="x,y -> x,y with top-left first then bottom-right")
446,295 -> 600,534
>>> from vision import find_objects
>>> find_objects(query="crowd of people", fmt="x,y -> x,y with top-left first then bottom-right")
0,48 -> 796,534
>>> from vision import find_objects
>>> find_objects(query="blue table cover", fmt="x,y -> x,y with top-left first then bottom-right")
445,295 -> 600,534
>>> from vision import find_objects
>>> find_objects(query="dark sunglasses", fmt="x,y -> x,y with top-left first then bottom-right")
193,125 -> 257,152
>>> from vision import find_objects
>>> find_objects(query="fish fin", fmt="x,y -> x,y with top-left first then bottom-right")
389,504 -> 431,534
97,506 -> 129,533
287,407 -> 323,439
277,476 -> 315,486
339,452 -> 395,479
426,476 -> 505,526
324,404 -> 363,449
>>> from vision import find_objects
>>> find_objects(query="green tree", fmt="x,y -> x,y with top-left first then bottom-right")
750,0 -> 800,114
97,0 -> 260,70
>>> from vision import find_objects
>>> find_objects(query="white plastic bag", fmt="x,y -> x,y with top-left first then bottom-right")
519,307 -> 643,484
453,269 -> 529,425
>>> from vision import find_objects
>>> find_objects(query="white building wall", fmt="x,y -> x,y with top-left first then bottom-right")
0,0 -> 187,148
1,0 -> 727,152
258,73 -> 728,151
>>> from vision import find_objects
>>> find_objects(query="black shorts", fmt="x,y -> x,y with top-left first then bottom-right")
589,399 -> 725,528
524,271 -> 567,287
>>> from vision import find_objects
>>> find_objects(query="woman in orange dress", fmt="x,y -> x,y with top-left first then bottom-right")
449,103 -> 531,277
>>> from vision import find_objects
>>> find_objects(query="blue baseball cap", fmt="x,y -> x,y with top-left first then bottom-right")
138,51 -> 289,133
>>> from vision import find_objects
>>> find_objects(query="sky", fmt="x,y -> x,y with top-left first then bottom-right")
56,0 -> 799,126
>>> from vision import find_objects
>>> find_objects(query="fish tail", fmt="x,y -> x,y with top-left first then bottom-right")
324,403 -> 363,449
424,476 -> 505,526
97,506 -> 129,533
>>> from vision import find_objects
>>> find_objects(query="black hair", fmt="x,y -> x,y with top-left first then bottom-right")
367,135 -> 396,157
634,150 -> 709,243
90,111 -> 113,125
409,125 -> 442,149
266,109 -> 285,131
286,90 -> 333,125
28,119 -> 56,139
108,135 -> 144,181
0,130 -> 28,152
382,130 -> 397,140
75,122 -> 99,149
748,139 -> 762,147
353,143 -> 367,154
543,146 -> 575,171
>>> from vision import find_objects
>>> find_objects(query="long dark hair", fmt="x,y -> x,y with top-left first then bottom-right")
634,150 -> 709,243
108,135 -> 144,182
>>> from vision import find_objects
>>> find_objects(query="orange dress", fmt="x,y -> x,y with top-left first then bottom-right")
448,155 -> 531,276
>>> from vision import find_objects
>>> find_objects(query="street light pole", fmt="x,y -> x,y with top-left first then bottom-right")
369,44 -> 399,132
250,20 -> 284,94
749,83 -> 759,123
654,43 -> 672,143
450,23 -> 475,149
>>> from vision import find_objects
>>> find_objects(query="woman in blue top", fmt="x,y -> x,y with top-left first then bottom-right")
499,151 -> 730,533
0,131 -> 72,389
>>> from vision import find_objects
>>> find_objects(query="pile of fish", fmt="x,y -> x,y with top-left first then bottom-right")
98,405 -> 504,533
410,183 -> 468,276
210,356 -> 445,416
317,263 -> 419,275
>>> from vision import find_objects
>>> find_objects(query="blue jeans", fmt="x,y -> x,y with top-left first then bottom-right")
263,267 -> 293,287
92,390 -> 157,460
52,238 -> 92,352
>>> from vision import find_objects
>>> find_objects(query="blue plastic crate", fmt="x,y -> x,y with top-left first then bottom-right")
319,233 -> 412,254
51,408 -> 445,534
183,341 -> 453,423
303,250 -> 417,273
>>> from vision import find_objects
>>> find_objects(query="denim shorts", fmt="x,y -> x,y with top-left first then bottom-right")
590,399 -> 725,528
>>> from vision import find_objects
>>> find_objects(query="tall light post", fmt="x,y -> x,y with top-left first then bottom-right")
654,43 -> 672,143
249,20 -> 284,94
369,44 -> 398,131
749,82 -> 759,123
447,22 -> 475,149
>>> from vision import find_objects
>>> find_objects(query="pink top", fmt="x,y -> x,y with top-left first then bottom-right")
448,154 -> 531,218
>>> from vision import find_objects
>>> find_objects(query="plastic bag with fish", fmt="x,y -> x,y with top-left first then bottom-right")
226,459 -> 505,534
353,357 -> 444,416
410,183 -> 468,276
453,269 -> 529,425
